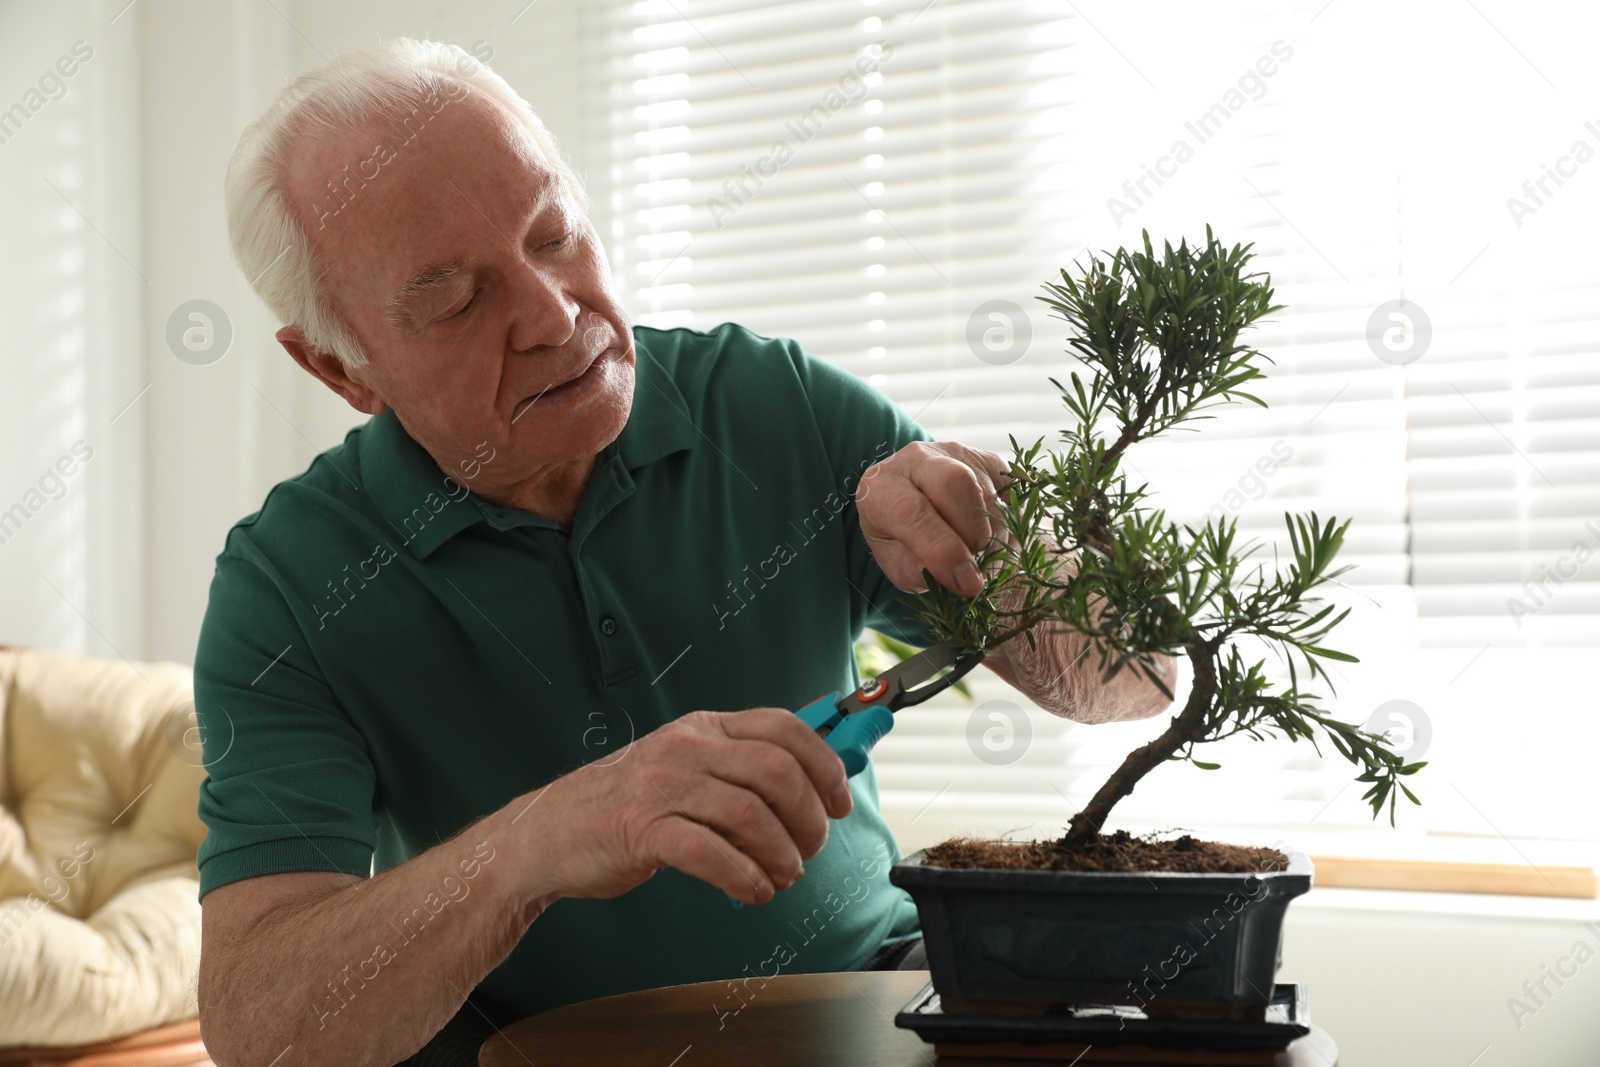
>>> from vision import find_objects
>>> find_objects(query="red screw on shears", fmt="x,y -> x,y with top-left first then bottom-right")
856,677 -> 888,702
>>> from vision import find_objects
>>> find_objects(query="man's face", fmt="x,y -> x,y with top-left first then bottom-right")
282,87 -> 635,495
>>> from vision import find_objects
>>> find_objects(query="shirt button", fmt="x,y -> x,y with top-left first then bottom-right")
600,616 -> 617,636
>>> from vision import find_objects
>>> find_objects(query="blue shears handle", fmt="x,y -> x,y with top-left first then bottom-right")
794,692 -> 896,778
727,693 -> 892,910
728,642 -> 981,909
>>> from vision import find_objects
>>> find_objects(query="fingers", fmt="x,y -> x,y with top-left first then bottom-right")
653,817 -> 776,905
856,479 -> 938,593
912,442 -> 1006,550
966,445 -> 1015,548
702,739 -> 832,860
865,536 -> 934,593
644,708 -> 854,903
715,707 -> 853,823
669,775 -> 808,887
862,444 -> 1002,596
553,704 -> 868,905
891,483 -> 984,595
972,445 -> 1011,489
908,461 -> 990,553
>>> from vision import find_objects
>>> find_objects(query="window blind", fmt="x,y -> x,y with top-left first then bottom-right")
585,0 -> 1600,859
0,3 -> 143,659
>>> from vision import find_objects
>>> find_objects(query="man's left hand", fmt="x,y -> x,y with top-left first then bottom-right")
857,439 -> 1175,725
856,440 -> 1010,597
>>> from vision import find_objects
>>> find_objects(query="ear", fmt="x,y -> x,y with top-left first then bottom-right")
277,326 -> 387,415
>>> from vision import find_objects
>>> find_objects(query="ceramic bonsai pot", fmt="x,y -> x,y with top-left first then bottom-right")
890,849 -> 1313,1021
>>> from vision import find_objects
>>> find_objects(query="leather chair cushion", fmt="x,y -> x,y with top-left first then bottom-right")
0,649 -> 206,1046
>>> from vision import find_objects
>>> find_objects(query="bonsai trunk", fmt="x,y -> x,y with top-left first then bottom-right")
1061,640 -> 1216,848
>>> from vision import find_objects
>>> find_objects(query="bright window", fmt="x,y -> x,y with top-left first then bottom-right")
587,0 -> 1600,870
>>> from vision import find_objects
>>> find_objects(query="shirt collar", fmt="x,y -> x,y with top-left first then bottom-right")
359,331 -> 695,560
613,338 -> 697,471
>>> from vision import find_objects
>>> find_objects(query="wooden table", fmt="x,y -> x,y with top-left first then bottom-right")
479,971 -> 1338,1066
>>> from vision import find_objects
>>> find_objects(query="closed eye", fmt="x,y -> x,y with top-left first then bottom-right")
446,290 -> 479,319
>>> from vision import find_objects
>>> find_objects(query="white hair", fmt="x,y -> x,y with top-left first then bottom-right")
224,38 -> 587,367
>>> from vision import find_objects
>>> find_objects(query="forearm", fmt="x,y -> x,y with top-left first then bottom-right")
201,795 -> 557,1067
986,620 -> 1175,723
984,542 -> 1176,723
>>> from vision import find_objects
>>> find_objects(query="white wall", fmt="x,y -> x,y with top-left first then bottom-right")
136,0 -> 302,665
0,0 -> 596,665
0,0 -> 144,654
1284,893 -> 1600,1066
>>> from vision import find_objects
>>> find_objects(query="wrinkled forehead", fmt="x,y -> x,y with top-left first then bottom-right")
279,88 -> 570,306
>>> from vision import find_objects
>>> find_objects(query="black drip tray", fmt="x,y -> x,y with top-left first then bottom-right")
895,982 -> 1311,1053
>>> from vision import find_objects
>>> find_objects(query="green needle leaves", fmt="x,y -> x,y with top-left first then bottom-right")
907,228 -> 1423,842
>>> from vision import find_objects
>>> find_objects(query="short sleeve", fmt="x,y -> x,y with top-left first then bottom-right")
781,342 -> 945,650
192,539 -> 377,898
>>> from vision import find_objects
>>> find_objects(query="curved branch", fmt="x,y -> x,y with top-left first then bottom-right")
1062,640 -> 1216,847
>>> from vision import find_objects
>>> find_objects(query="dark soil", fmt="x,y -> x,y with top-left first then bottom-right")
923,829 -> 1288,874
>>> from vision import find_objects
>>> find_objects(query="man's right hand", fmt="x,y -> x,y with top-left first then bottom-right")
524,707 -> 854,906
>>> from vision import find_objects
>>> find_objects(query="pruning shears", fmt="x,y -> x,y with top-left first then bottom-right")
727,640 -> 984,909
796,639 -> 986,778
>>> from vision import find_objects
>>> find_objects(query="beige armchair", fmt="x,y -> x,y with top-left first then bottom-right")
0,647 -> 211,1064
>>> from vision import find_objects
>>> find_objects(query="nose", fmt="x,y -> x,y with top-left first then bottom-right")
505,258 -> 579,353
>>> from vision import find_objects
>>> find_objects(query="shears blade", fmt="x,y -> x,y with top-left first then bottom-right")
837,639 -> 985,715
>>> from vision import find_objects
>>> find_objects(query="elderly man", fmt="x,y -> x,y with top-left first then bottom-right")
195,38 -> 1172,1067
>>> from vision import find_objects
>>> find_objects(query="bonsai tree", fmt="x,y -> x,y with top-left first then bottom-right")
911,227 -> 1424,853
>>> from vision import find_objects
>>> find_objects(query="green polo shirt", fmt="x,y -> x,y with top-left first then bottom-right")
192,322 -> 943,1018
